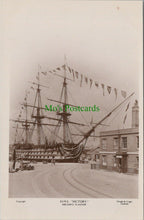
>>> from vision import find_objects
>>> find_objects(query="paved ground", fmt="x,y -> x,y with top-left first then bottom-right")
9,163 -> 138,198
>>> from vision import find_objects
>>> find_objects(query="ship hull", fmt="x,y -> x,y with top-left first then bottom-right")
14,145 -> 83,163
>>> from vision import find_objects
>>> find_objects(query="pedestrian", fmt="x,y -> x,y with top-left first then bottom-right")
51,157 -> 53,165
53,157 -> 55,165
118,163 -> 122,173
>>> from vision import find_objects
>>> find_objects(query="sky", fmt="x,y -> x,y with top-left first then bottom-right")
2,0 -> 142,144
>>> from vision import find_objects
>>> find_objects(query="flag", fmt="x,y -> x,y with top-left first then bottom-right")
90,79 -> 93,88
56,67 -> 61,71
107,86 -> 112,94
72,69 -> 75,81
125,102 -> 130,111
80,74 -> 83,87
123,114 -> 127,124
68,67 -> 71,73
85,76 -> 88,84
114,88 -> 117,100
121,90 -> 127,98
75,71 -> 79,79
41,71 -> 47,76
95,82 -> 99,87
101,84 -> 105,96
62,64 -> 66,70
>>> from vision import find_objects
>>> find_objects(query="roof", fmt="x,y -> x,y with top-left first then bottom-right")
100,127 -> 139,137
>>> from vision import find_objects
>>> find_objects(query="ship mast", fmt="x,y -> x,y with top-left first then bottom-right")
55,57 -> 72,145
37,72 -> 41,145
18,92 -> 30,146
31,70 -> 45,146
63,63 -> 68,144
23,94 -> 29,145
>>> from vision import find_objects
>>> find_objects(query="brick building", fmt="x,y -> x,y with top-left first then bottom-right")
98,100 -> 139,174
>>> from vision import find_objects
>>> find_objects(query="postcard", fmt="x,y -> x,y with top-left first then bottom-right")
0,0 -> 143,219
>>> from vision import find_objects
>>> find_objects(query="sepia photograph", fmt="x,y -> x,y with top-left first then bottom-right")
0,0 -> 143,220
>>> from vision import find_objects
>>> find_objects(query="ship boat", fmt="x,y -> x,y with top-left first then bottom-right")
10,62 -> 134,163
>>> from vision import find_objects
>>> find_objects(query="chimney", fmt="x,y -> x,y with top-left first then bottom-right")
132,100 -> 139,128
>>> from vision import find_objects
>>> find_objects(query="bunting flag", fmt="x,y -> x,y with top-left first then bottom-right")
114,88 -> 118,100
101,84 -> 105,96
89,79 -> 93,88
41,71 -> 47,76
68,66 -> 71,73
72,69 -> 75,81
125,102 -> 130,111
80,74 -> 83,87
95,81 -> 99,87
75,71 -> 79,79
37,65 -> 128,100
62,64 -> 66,70
123,114 -> 127,124
121,90 -> 127,98
85,76 -> 88,84
107,86 -> 112,94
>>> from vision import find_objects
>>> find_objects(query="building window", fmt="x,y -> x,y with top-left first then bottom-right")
122,137 -> 127,148
102,138 -> 107,149
137,136 -> 139,148
102,155 -> 107,165
113,137 -> 119,149
95,154 -> 99,160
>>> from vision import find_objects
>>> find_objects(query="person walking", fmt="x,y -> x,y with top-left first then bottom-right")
118,162 -> 122,173
53,157 -> 55,165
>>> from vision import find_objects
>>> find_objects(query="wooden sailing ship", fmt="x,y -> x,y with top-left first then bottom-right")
10,62 -> 134,163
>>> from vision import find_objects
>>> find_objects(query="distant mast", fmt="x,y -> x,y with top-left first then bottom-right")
23,92 -> 29,146
57,58 -> 72,145
31,69 -> 45,146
